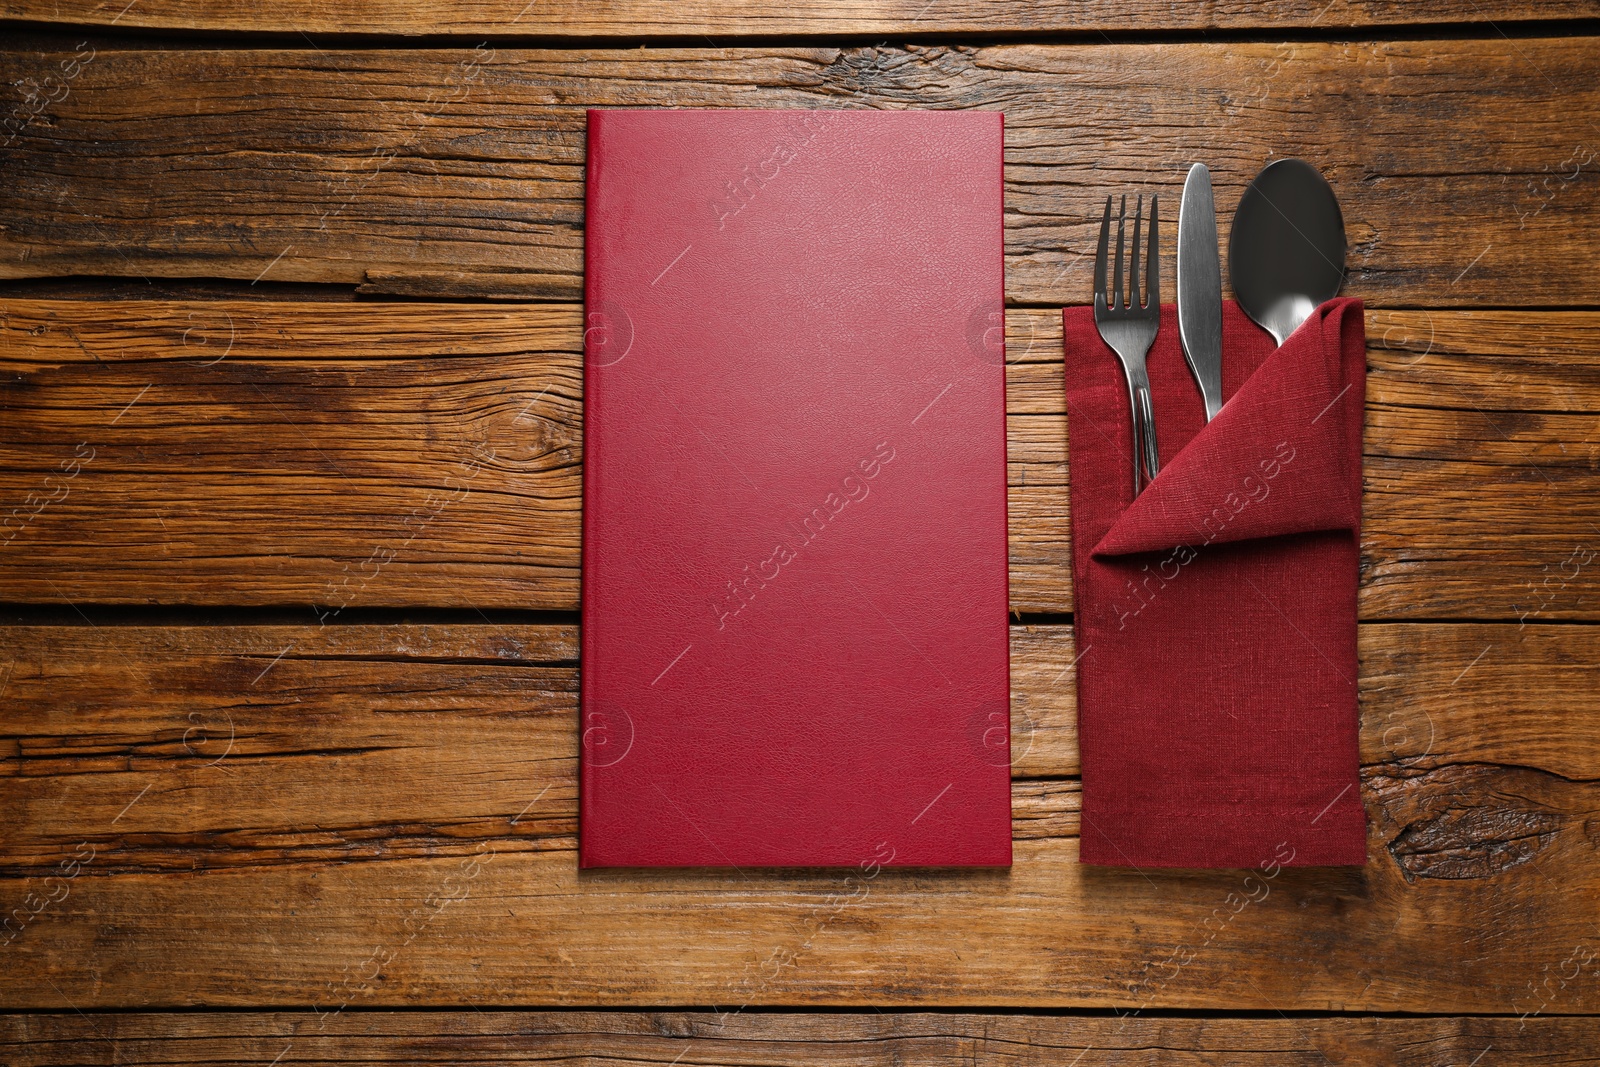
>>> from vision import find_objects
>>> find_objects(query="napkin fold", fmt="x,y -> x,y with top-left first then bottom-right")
1063,298 -> 1368,868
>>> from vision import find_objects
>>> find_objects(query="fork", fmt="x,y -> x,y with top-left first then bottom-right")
1093,193 -> 1161,498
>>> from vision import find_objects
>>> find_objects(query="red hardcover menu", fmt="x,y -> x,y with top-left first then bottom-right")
581,109 -> 1010,868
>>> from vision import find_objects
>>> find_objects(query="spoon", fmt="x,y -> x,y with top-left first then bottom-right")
1228,158 -> 1346,346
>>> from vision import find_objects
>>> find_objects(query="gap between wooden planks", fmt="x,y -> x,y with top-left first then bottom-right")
0,1010 -> 1594,1065
1,41 -> 1598,308
2,301 -> 1596,618
0,619 -> 1594,1009
1,0 -> 1594,34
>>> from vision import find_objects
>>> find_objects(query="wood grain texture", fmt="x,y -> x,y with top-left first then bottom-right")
0,620 -> 1595,1009
0,301 -> 583,610
4,0 -> 1597,35
3,41 -> 1599,307
4,301 -> 1596,618
1,619 -> 1589,837
1,1010 -> 1596,1066
1359,623 -> 1600,782
4,20 -> 1599,1029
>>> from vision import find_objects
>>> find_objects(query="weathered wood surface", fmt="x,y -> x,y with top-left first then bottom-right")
2,1010 -> 1595,1066
2,619 -> 1590,824
4,301 -> 1596,618
0,301 -> 585,610
3,41 -> 1598,307
4,4 -> 1599,1037
0,620 -> 1595,1009
4,0 -> 1596,36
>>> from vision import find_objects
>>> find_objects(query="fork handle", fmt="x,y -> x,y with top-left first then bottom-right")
1126,366 -> 1159,495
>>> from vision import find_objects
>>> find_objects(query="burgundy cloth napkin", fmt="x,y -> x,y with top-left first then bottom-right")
1063,298 -> 1368,868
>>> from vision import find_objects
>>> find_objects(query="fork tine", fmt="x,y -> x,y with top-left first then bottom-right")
1094,196 -> 1111,309
1129,195 -> 1143,310
1146,193 -> 1159,308
1112,194 -> 1126,310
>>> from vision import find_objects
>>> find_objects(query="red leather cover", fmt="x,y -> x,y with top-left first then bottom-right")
581,109 -> 1011,868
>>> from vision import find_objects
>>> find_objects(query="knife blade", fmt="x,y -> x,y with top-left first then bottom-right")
1177,163 -> 1225,422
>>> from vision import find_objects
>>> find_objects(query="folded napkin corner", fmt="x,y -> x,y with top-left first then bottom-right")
1091,297 -> 1366,559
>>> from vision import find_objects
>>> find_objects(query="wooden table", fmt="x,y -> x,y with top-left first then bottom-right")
2,3 -> 1598,1062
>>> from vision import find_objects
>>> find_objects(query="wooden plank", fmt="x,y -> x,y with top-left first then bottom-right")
1359,309 -> 1600,621
3,41 -> 1598,306
0,619 -> 1593,820
0,301 -> 584,610
1359,623 -> 1600,782
3,0 -> 1595,36
1,1010 -> 1595,1066
5,300 -> 1597,618
0,620 -> 1596,1010
0,617 -> 1593,827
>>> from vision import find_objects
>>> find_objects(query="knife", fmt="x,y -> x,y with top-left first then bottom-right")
1177,163 -> 1224,422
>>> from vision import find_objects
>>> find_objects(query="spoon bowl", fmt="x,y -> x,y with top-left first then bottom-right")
1228,158 -> 1346,346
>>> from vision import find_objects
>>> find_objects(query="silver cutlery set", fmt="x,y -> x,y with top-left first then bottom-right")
1093,158 -> 1347,495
